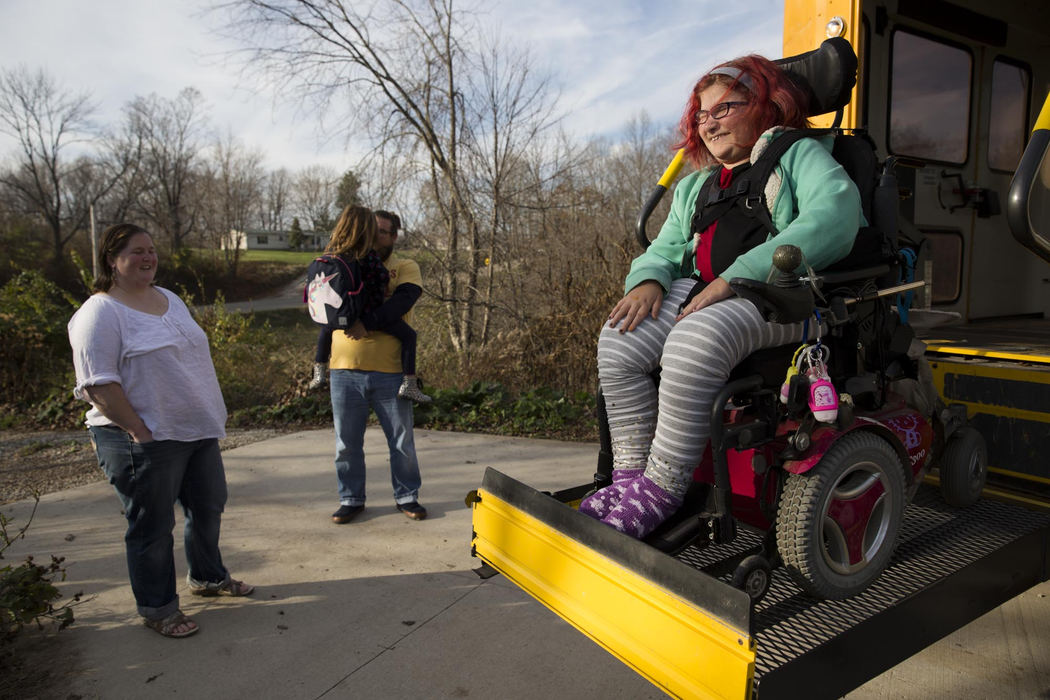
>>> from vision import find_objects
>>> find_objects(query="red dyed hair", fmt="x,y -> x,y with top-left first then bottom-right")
674,55 -> 811,168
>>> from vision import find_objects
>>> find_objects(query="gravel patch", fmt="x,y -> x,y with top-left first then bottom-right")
0,428 -> 294,505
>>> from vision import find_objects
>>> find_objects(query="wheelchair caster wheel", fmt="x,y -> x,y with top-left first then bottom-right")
732,554 -> 772,603
939,426 -> 987,507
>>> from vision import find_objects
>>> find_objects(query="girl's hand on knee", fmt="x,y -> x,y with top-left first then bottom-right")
676,277 -> 733,321
608,281 -> 663,333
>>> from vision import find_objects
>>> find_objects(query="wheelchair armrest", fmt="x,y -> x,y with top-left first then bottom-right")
729,277 -> 814,324
819,263 -> 892,287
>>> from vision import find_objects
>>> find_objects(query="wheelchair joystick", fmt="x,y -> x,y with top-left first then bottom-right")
729,244 -> 814,324
771,245 -> 803,288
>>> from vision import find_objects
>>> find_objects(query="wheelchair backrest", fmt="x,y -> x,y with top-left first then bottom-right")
774,39 -> 900,275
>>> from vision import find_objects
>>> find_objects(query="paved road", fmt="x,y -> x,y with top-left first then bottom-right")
5,429 -> 1048,699
222,278 -> 306,313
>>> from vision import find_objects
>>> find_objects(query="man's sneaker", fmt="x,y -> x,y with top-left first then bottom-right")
396,502 -> 427,520
398,376 -> 432,403
331,504 -> 364,524
308,362 -> 328,390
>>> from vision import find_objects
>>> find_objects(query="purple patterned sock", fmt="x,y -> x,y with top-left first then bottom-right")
601,474 -> 683,539
578,468 -> 644,520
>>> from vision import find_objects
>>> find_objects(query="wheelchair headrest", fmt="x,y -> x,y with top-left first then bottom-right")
773,37 -> 858,118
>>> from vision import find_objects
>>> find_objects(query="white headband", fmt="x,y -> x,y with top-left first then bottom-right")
709,66 -> 754,92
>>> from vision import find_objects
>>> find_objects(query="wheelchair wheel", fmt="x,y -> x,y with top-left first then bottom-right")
939,426 -> 987,507
776,431 -> 905,600
731,554 -> 772,603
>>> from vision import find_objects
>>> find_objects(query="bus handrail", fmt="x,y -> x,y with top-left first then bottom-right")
1006,92 -> 1050,264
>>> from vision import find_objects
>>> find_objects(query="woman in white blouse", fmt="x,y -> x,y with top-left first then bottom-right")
68,223 -> 254,638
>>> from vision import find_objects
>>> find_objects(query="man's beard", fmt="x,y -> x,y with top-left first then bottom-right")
377,244 -> 394,261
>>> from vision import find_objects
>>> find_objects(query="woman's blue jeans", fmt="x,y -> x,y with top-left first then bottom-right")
330,369 -> 421,506
90,426 -> 229,620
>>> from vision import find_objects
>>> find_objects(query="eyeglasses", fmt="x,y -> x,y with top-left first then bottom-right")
695,101 -> 748,125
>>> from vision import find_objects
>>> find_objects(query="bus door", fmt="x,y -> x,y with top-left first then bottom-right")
862,0 -> 1049,321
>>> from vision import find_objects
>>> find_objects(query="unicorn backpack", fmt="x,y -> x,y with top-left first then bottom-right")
303,254 -> 364,330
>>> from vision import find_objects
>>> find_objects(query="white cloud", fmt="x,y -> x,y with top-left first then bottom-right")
0,0 -> 785,170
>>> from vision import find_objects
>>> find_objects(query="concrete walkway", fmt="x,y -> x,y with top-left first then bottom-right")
4,429 -> 1048,699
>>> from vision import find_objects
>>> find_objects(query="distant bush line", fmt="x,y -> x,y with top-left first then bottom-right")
0,255 -> 599,442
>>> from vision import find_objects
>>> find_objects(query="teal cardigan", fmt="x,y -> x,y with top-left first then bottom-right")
624,132 -> 864,294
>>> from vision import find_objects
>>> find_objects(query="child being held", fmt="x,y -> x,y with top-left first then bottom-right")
308,206 -> 431,403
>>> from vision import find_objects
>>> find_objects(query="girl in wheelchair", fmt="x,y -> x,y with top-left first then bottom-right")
580,54 -> 863,539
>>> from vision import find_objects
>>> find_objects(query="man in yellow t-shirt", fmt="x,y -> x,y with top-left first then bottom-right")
328,210 -> 426,524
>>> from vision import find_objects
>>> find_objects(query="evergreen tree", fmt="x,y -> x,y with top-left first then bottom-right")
335,170 -> 362,210
288,217 -> 304,251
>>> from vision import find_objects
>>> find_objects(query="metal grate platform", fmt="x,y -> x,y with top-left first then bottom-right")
674,487 -> 1050,698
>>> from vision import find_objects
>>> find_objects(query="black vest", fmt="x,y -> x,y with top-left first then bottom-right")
689,162 -> 772,281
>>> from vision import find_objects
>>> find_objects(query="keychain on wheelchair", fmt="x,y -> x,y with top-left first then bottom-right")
779,315 -> 839,423
803,342 -> 838,423
780,344 -> 808,405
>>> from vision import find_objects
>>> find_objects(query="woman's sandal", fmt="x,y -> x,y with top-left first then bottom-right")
144,610 -> 199,638
188,577 -> 255,597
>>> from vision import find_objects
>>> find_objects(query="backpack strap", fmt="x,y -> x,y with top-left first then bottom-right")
690,128 -> 834,238
332,254 -> 364,296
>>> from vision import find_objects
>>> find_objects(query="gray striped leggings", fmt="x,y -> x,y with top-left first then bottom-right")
597,278 -> 814,497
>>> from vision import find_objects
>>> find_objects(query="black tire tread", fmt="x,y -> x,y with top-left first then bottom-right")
939,426 -> 988,507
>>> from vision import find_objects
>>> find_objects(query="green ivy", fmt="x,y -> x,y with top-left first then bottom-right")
414,382 -> 596,439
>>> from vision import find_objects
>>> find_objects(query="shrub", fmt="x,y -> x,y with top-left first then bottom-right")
186,293 -> 287,414
1,500 -> 82,642
0,271 -> 80,417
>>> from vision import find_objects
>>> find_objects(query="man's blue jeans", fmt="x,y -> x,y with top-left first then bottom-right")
330,369 -> 422,506
90,426 -> 229,620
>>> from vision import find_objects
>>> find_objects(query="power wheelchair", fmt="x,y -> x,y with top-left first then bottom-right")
592,38 -> 988,602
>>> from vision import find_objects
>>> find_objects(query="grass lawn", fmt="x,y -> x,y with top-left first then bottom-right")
233,249 -> 321,264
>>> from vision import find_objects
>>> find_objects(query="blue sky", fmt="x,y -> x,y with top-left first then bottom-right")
0,0 -> 783,171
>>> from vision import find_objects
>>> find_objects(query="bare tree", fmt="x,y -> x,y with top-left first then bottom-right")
219,0 -> 561,353
0,66 -> 131,263
605,112 -> 677,246
292,163 -> 338,232
94,119 -> 148,226
459,36 -> 562,344
262,167 -> 292,230
127,87 -> 210,253
199,132 -> 266,274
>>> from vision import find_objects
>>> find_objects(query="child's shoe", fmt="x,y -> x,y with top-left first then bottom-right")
807,372 -> 838,423
398,375 -> 432,403
308,362 -> 328,390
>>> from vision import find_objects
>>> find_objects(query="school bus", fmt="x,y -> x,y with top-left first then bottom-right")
469,1 -> 1050,697
785,0 -> 1050,506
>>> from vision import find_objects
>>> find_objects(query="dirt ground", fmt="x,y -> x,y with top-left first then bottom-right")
0,428 -> 293,505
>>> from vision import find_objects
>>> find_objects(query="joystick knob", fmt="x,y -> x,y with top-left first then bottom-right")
772,245 -> 802,273
771,245 -> 802,288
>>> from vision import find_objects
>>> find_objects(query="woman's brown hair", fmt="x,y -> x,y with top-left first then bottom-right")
92,223 -> 153,293
326,205 -> 377,260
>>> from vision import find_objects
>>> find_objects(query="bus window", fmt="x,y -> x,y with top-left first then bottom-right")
889,31 -> 971,164
924,230 -> 964,304
988,59 -> 1030,172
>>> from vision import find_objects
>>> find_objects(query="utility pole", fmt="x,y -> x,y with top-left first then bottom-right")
90,205 -> 99,279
